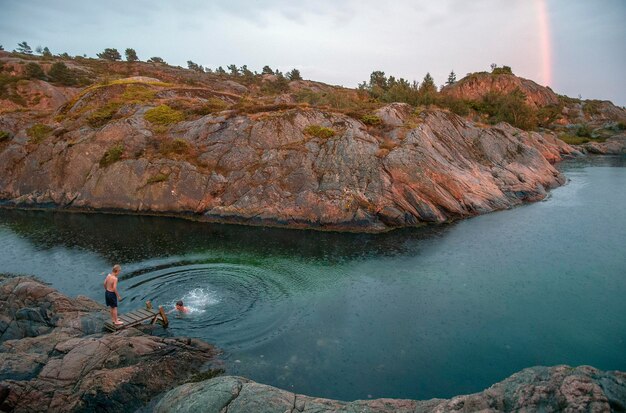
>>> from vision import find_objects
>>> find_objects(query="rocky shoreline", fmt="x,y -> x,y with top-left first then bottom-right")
1,276 -> 624,412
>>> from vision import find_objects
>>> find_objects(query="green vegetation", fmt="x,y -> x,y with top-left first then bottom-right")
16,41 -> 32,55
146,172 -> 170,184
48,62 -> 79,86
99,144 -> 124,167
97,48 -> 121,61
188,97 -> 229,116
361,114 -> 382,126
0,73 -> 27,106
287,68 -> 302,81
260,76 -> 289,94
491,64 -> 513,75
469,89 -> 537,130
576,124 -> 592,138
147,56 -> 166,64
25,63 -> 46,80
446,71 -> 456,86
557,133 -> 590,145
159,138 -> 190,156
120,84 -> 156,103
303,125 -> 335,139
125,48 -> 139,62
87,102 -> 122,127
187,60 -> 204,72
582,100 -> 602,116
617,122 -> 626,130
26,124 -> 53,143
145,105 -> 185,126
0,130 -> 11,142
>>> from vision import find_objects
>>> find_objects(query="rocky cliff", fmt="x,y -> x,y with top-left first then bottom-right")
1,53 -> 588,231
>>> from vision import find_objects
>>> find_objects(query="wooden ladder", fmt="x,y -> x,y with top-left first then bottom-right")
104,301 -> 169,332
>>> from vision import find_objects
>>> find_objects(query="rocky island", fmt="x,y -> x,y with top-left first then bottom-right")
1,276 -> 624,412
1,52 -> 624,232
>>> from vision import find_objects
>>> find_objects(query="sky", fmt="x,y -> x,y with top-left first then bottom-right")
1,0 -> 625,106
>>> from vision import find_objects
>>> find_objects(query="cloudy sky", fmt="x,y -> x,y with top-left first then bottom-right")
1,0 -> 624,105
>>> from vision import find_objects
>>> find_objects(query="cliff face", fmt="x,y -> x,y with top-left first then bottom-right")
0,56 -> 583,231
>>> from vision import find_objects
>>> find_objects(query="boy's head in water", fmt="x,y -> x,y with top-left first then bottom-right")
175,300 -> 189,313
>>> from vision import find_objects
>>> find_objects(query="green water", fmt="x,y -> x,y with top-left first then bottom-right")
1,156 -> 624,401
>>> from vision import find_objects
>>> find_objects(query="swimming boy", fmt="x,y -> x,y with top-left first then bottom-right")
175,300 -> 189,313
104,265 -> 123,325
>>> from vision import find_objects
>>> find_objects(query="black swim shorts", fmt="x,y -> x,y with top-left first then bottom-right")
105,290 -> 118,308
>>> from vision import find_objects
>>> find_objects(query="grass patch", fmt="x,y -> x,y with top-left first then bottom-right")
146,172 -> 170,184
87,102 -> 122,128
27,124 -> 53,143
558,133 -> 589,145
361,114 -> 382,126
303,125 -> 335,139
145,105 -> 185,126
99,144 -> 124,167
159,138 -> 190,156
120,84 -> 156,103
191,97 -> 229,116
0,130 -> 11,142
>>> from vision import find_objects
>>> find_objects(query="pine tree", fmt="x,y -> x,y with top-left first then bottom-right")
48,62 -> 77,86
16,41 -> 32,55
125,48 -> 139,62
35,45 -> 43,54
42,47 -> 52,59
97,48 -> 121,61
446,71 -> 456,86
227,64 -> 239,76
286,68 -> 302,81
187,60 -> 204,72
215,66 -> 226,75
147,56 -> 165,64
261,65 -> 274,75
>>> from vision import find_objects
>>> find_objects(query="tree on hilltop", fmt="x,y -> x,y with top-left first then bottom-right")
286,68 -> 302,81
187,60 -> 204,72
16,41 -> 32,55
97,48 -> 121,61
25,62 -> 46,80
215,66 -> 226,75
125,48 -> 139,62
147,56 -> 165,64
261,65 -> 274,75
446,71 -> 456,85
227,64 -> 239,76
0,45 -> 4,51
42,47 -> 52,59
35,46 -> 43,54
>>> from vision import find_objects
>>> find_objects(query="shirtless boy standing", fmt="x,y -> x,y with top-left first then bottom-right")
104,265 -> 123,325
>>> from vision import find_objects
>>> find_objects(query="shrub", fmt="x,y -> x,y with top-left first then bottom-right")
439,96 -> 470,116
25,63 -> 46,80
471,89 -> 537,130
159,138 -> 190,156
303,125 -> 335,139
26,124 -> 52,143
582,100 -> 601,116
87,102 -> 121,127
147,172 -> 170,184
576,124 -> 592,138
0,130 -> 11,142
361,114 -> 382,126
617,122 -> 626,130
99,144 -> 124,167
48,62 -> 77,86
260,76 -> 289,94
491,65 -> 513,75
144,105 -> 185,126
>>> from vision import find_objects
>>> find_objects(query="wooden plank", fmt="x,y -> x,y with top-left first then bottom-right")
124,312 -> 145,322
159,306 -> 169,328
135,309 -> 156,318
119,314 -> 140,324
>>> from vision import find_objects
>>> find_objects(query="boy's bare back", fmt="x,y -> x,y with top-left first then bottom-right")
104,274 -> 117,292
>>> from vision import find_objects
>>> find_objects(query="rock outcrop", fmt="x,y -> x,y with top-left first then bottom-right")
0,91 -> 577,232
157,369 -> 626,413
0,277 -> 218,412
441,72 -> 560,108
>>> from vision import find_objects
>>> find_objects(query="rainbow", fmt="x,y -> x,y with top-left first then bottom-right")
535,0 -> 552,86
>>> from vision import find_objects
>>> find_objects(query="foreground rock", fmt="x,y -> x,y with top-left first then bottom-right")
0,277 -> 218,412
157,368 -> 626,413
577,135 -> 626,155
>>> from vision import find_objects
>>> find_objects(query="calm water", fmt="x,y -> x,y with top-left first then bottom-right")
1,156 -> 625,401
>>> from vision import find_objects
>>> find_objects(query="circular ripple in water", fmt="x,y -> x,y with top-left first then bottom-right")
119,259 -> 297,350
